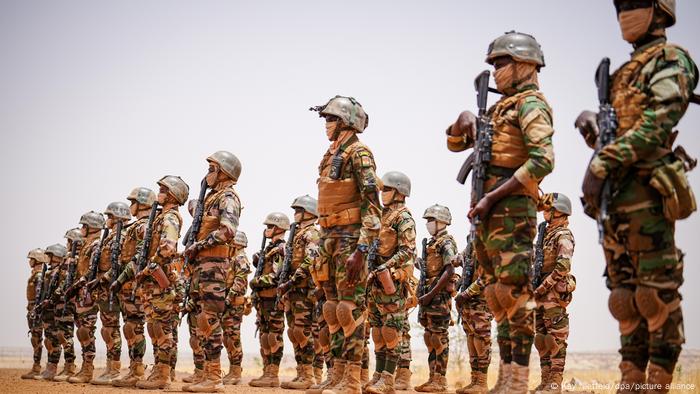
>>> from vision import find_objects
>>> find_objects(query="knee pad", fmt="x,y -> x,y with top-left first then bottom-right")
196,312 -> 213,337
293,326 -> 309,348
534,333 -> 547,356
423,331 -> 433,352
189,335 -> 202,353
260,333 -> 270,355
472,336 -> 488,357
484,284 -> 506,323
635,286 -> 681,332
224,336 -> 236,352
319,327 -> 331,352
371,327 -> 385,350
77,326 -> 91,345
44,337 -> 55,353
100,327 -> 114,347
608,288 -> 641,335
123,321 -> 136,343
381,326 -> 400,349
544,334 -> 559,357
269,333 -> 282,354
336,300 -> 364,337
323,300 -> 340,334
430,333 -> 446,355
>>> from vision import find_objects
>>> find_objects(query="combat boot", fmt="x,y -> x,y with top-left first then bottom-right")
618,361 -> 646,394
248,364 -> 268,386
222,364 -> 242,385
307,361 -> 344,394
136,363 -> 171,389
283,365 -> 304,389
90,359 -> 121,385
53,361 -> 77,382
183,367 -> 204,384
36,362 -> 58,381
21,363 -> 42,379
534,370 -> 562,394
363,371 -> 381,392
112,361 -> 145,387
288,364 -> 316,390
509,364 -> 529,394
394,367 -> 412,391
414,373 -> 436,392
366,371 -> 396,394
314,367 -> 324,385
488,361 -> 511,394
249,363 -> 280,387
420,373 -> 447,393
644,363 -> 673,394
533,365 -> 551,392
323,362 -> 361,394
68,361 -> 94,383
456,370 -> 487,394
186,360 -> 225,393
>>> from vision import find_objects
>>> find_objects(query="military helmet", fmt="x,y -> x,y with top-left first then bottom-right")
64,228 -> 83,243
207,150 -> 242,183
263,212 -> 291,230
423,204 -> 452,225
79,211 -> 106,229
548,192 -> 572,216
486,31 -> 545,68
158,175 -> 190,205
45,243 -> 68,259
319,96 -> 369,133
291,195 -> 319,217
27,248 -> 48,264
127,187 -> 156,207
105,201 -> 131,220
613,0 -> 675,27
381,171 -> 411,197
233,231 -> 248,247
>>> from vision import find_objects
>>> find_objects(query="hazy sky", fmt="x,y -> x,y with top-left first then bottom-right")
1,0 -> 699,355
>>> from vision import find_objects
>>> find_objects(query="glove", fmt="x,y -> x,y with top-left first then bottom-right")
346,249 -> 364,285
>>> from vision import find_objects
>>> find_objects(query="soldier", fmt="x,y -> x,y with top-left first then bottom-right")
182,151 -> 242,393
36,243 -> 69,381
221,230 -> 251,385
21,248 -> 49,380
308,95 -> 381,394
52,229 -> 82,382
248,212 -> 289,388
446,31 -> 555,393
68,211 -> 106,384
415,205 -> 457,393
395,276 -> 418,391
365,171 -> 417,394
531,193 -> 575,394
89,201 -> 131,385
278,195 -> 321,390
310,288 -> 331,387
575,1 -> 697,391
453,242 -> 493,394
111,187 -> 157,387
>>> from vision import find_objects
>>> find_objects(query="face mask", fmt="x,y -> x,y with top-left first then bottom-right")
326,121 -> 340,141
493,63 -> 514,93
157,192 -> 167,205
619,7 -> 654,43
381,190 -> 395,206
106,217 -> 114,229
426,221 -> 438,236
494,62 -> 538,94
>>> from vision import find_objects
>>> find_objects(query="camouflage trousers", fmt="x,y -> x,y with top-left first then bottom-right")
223,305 -> 245,366
285,290 -> 315,366
312,296 -> 331,370
256,297 -> 285,366
187,309 -> 205,371
26,311 -> 44,364
319,235 -> 368,364
419,291 -> 452,376
475,195 -> 536,366
54,303 -> 77,365
194,258 -> 228,363
97,296 -> 122,362
42,312 -> 63,364
459,295 -> 493,373
74,298 -> 98,363
143,285 -> 176,365
534,300 -> 568,374
603,206 -> 684,374
397,323 -> 411,369
362,321 -> 370,370
171,319 -> 179,370
368,282 -> 408,374
119,290 -> 146,363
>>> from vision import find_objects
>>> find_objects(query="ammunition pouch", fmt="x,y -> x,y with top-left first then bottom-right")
649,157 -> 697,221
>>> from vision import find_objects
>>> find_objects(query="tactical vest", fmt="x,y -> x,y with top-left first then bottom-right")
258,241 -> 284,298
197,187 -> 240,259
98,231 -> 119,273
120,219 -> 143,264
426,233 -> 453,279
541,225 -> 574,275
378,206 -> 408,258
291,225 -> 316,288
147,208 -> 183,260
317,141 -> 368,228
77,234 -> 100,277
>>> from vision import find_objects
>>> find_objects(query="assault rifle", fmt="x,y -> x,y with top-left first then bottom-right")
252,230 -> 267,335
275,222 -> 298,308
28,261 -> 48,332
531,221 -> 548,288
130,203 -> 159,302
61,241 -> 80,314
180,178 -> 208,319
81,228 -> 109,306
108,220 -> 124,309
366,239 -> 381,271
416,237 -> 428,322
459,235 -> 475,293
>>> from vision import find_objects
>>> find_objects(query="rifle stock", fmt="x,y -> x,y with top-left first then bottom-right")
130,203 -> 159,302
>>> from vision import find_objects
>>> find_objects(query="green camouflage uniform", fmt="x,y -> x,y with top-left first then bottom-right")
186,266 -> 205,372
447,81 -> 555,367
585,38 -> 698,375
458,254 -> 493,375
312,289 -> 331,371
26,267 -> 45,366
41,262 -> 63,365
53,257 -> 77,367
223,247 -> 250,368
251,239 -> 286,367
418,231 -> 457,377
73,231 -> 102,365
95,228 -> 125,363
368,204 -> 416,376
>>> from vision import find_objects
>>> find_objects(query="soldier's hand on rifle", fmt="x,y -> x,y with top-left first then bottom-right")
574,110 -> 599,142
468,192 -> 495,220
184,241 -> 203,259
110,281 -> 122,295
582,168 -> 604,210
86,279 -> 98,290
454,291 -> 469,308
449,111 -> 477,140
346,248 -> 365,285
277,281 -> 292,297
534,285 -> 547,298
450,254 -> 463,268
418,292 -> 434,306
252,252 -> 260,268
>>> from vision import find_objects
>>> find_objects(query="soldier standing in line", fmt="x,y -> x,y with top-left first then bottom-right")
36,243 -> 68,380
248,212 -> 289,388
415,205 -> 456,393
21,248 -> 50,380
446,31 -> 555,393
278,196 -> 321,390
575,1 -> 697,391
365,171 -> 417,394
308,95 -> 381,394
111,188 -> 157,387
182,151 -> 242,393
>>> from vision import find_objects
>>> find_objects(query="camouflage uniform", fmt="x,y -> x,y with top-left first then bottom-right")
311,289 -> 331,381
583,37 -> 697,387
22,251 -> 47,379
39,253 -> 64,379
222,246 -> 250,382
184,265 -> 205,380
52,248 -> 78,381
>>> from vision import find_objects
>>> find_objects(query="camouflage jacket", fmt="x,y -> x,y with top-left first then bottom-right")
251,238 -> 285,298
226,247 -> 250,300
26,269 -> 43,311
425,231 -> 457,285
376,204 -> 416,281
288,222 -> 321,290
537,218 -> 575,294
197,180 -> 241,251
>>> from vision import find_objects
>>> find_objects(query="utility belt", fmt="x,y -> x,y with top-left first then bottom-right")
318,207 -> 361,228
197,244 -> 230,259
